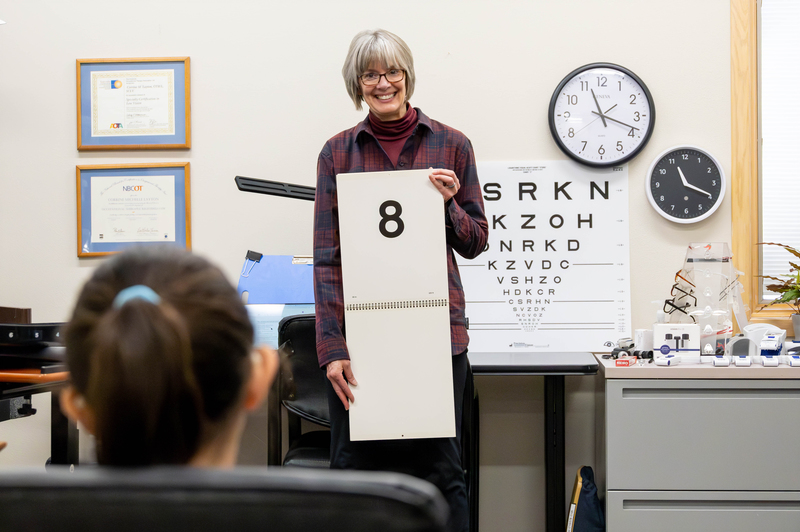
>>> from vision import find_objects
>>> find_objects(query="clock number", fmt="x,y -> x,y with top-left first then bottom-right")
698,157 -> 702,163
712,179 -> 717,186
659,169 -> 666,175
566,94 -> 578,105
618,80 -> 622,91
580,141 -> 587,152
655,181 -> 661,188
580,81 -> 588,91
660,195 -> 665,201
563,111 -> 571,119
630,94 -> 637,104
568,128 -> 575,138
597,76 -> 607,87
627,128 -> 635,137
682,154 -> 688,160
698,204 -> 703,210
616,141 -> 623,151
671,205 -> 675,211
684,208 -> 689,214
634,112 -> 640,122
598,145 -> 605,155
668,158 -> 675,164
708,167 -> 712,173
378,200 -> 404,239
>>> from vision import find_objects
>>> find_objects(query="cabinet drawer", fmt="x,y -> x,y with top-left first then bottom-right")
606,379 -> 800,490
607,491 -> 800,532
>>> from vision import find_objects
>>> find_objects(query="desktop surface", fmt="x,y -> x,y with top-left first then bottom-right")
468,351 -> 597,376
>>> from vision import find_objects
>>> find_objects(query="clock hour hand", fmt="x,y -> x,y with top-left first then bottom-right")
591,89 -> 608,127
677,166 -> 689,186
678,167 -> 712,197
590,111 -> 639,131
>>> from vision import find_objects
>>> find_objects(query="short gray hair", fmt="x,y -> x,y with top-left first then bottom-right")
342,29 -> 415,111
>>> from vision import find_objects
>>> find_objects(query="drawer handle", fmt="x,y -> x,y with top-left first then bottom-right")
621,388 -> 800,399
623,499 -> 800,510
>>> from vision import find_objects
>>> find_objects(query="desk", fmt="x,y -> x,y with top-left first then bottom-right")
597,356 -> 800,530
0,347 -> 78,466
469,352 -> 597,532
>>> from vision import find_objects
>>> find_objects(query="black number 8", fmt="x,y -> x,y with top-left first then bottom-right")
378,200 -> 404,238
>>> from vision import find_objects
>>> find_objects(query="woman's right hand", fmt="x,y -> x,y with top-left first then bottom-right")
326,359 -> 358,410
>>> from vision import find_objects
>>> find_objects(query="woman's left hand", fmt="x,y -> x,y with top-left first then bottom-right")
429,168 -> 460,202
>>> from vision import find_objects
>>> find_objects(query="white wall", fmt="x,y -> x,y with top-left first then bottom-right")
0,1 -> 731,531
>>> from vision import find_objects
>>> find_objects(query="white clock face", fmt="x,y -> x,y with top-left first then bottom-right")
549,64 -> 654,167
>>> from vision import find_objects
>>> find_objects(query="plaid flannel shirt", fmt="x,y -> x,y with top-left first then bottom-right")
313,108 -> 488,367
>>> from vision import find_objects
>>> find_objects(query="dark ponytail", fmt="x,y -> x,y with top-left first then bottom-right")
64,246 -> 254,466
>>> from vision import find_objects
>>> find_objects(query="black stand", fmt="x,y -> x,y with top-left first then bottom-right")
235,176 -> 315,201
1,380 -> 78,466
544,375 -> 566,532
50,387 -> 79,465
469,352 -> 597,532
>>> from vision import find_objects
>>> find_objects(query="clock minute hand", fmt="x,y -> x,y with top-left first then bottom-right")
686,183 -> 712,198
590,111 -> 639,130
591,89 -> 608,127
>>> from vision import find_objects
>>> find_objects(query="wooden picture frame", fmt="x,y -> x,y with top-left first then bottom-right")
76,163 -> 191,257
76,57 -> 191,150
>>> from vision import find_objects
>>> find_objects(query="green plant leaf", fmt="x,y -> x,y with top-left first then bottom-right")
759,242 -> 800,259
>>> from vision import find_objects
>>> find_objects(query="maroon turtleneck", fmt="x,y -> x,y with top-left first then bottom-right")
368,105 -> 418,167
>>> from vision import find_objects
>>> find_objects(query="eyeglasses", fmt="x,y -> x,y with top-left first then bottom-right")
360,69 -> 405,86
663,298 -> 697,323
674,270 -> 695,288
718,273 -> 741,301
670,284 -> 697,306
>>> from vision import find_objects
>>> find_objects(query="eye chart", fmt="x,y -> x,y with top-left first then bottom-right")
337,169 -> 455,441
459,161 -> 631,354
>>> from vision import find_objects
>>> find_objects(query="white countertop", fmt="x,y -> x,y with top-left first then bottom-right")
596,354 -> 800,379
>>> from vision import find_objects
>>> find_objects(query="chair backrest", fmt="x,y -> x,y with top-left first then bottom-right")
278,314 -> 329,425
268,314 -> 330,465
0,466 -> 449,532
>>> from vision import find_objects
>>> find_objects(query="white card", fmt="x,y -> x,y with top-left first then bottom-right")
337,169 -> 455,441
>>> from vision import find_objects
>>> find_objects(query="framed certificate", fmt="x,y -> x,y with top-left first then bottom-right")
76,163 -> 191,257
76,57 -> 190,150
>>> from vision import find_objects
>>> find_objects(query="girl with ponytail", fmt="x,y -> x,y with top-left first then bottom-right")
60,246 -> 278,467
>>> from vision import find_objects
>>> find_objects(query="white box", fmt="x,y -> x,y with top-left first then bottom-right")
653,324 -> 700,357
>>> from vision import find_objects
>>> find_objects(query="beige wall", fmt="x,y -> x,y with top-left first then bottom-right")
0,1 -> 731,530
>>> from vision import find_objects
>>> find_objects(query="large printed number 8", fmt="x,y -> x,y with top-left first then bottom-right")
378,200 -> 404,238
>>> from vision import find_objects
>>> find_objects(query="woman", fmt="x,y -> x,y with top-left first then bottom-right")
60,246 -> 278,467
314,29 -> 488,532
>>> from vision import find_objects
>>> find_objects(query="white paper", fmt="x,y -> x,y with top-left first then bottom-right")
90,70 -> 175,137
90,175 -> 176,243
459,161 -> 631,353
337,169 -> 455,441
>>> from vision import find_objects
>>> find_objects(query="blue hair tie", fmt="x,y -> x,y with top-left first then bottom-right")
113,285 -> 161,308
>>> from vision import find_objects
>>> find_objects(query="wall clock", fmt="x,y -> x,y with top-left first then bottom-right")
548,62 -> 655,167
645,146 -> 726,223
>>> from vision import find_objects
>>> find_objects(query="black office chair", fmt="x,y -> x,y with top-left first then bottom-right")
0,466 -> 449,532
267,314 -> 331,468
268,314 -> 480,531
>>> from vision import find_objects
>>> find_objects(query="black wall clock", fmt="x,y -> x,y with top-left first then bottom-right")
645,146 -> 726,223
548,62 -> 655,167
